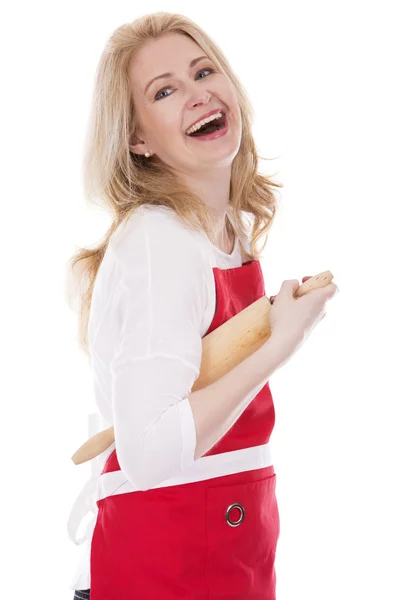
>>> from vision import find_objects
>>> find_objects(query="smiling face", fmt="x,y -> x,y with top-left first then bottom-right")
129,33 -> 242,174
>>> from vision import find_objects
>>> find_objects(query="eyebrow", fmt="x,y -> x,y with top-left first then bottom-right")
144,56 -> 209,95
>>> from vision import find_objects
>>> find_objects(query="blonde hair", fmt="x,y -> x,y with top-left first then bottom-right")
66,12 -> 282,356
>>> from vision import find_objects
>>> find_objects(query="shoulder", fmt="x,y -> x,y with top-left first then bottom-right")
112,204 -> 203,246
109,204 -> 210,275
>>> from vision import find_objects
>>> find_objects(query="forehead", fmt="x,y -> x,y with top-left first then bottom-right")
129,33 -> 207,91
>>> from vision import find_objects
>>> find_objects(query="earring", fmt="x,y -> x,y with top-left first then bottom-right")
144,151 -> 150,158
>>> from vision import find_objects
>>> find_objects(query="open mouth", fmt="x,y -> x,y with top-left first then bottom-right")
186,112 -> 227,137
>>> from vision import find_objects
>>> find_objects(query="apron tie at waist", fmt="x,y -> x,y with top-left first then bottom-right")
98,442 -> 274,501
67,475 -> 99,545
67,413 -> 102,546
67,413 -> 116,591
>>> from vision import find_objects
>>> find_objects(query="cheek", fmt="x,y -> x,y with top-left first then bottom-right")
214,79 -> 241,120
149,109 -> 181,144
227,89 -> 242,129
227,84 -> 241,114
134,95 -> 180,146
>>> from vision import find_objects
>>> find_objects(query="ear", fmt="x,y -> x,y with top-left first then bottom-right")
129,139 -> 150,156
129,131 -> 150,156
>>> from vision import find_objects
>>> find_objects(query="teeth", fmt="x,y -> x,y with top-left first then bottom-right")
186,111 -> 223,135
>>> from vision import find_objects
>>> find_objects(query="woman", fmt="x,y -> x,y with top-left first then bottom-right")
67,12 -> 337,600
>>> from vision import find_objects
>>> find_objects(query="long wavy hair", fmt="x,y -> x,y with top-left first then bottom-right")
66,12 -> 283,357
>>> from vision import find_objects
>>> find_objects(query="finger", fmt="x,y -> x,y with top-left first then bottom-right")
302,276 -> 312,283
280,279 -> 299,296
326,282 -> 339,298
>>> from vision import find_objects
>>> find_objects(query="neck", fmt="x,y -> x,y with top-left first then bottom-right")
176,165 -> 233,251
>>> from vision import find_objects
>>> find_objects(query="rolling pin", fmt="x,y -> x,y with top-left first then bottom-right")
71,270 -> 334,465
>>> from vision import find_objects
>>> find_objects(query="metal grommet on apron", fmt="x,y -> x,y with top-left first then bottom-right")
226,502 -> 245,527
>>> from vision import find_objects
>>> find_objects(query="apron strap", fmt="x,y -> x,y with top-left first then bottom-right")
67,413 -> 101,545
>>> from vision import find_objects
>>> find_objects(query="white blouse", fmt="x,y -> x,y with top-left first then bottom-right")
67,204 -> 253,590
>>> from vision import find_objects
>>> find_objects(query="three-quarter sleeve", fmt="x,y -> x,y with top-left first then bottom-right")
108,208 -> 208,490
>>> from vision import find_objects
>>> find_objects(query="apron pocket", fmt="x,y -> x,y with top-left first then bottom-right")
205,473 -> 279,598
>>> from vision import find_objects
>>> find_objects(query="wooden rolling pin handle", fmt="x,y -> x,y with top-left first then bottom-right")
71,427 -> 115,465
294,270 -> 333,298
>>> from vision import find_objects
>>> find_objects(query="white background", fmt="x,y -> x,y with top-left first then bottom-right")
1,1 -> 392,598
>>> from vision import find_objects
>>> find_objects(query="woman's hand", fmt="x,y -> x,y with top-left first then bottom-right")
268,275 -> 338,363
269,276 -> 312,305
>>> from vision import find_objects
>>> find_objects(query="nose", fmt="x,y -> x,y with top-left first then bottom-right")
186,88 -> 211,110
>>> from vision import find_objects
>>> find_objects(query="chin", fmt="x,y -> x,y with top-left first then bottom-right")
198,134 -> 242,165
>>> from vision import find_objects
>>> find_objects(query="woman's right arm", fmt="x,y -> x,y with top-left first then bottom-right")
189,336 -> 286,460
189,335 -> 288,460
189,275 -> 337,459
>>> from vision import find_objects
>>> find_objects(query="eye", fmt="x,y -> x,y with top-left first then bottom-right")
154,87 -> 172,101
195,68 -> 214,80
154,68 -> 215,101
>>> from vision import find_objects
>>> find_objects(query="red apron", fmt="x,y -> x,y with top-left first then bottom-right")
90,259 -> 280,599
